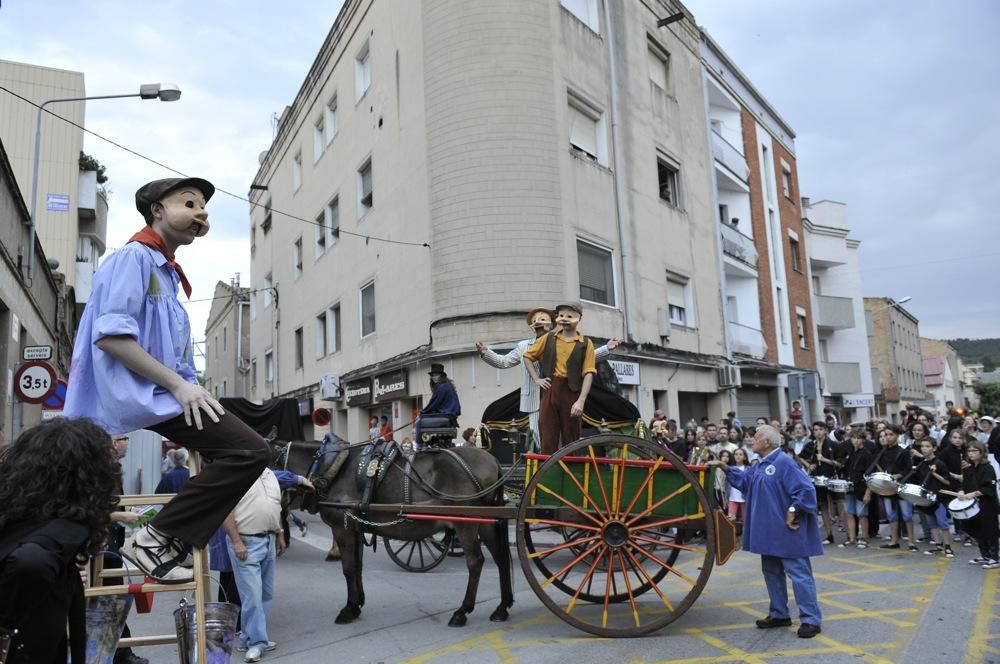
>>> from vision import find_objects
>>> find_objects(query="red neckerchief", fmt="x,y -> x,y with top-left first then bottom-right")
128,226 -> 193,298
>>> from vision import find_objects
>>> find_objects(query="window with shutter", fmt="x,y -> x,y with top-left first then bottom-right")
577,240 -> 614,306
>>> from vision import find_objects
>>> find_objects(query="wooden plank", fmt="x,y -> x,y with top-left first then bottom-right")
116,494 -> 175,506
118,635 -> 178,647
85,581 -> 197,596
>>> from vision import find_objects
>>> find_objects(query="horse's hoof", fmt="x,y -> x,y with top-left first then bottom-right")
335,606 -> 361,624
489,607 -> 509,622
325,553 -> 341,562
448,612 -> 468,627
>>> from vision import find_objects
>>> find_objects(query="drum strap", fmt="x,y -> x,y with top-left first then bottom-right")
865,448 -> 886,475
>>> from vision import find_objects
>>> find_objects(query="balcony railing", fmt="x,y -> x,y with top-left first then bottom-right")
823,361 -> 862,394
711,130 -> 749,181
815,294 -> 855,331
720,222 -> 758,267
729,321 -> 767,359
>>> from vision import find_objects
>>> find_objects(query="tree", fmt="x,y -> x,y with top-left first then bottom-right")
974,381 -> 1000,416
982,355 -> 997,372
79,151 -> 109,184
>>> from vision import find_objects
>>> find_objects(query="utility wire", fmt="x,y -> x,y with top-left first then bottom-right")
0,85 -> 431,249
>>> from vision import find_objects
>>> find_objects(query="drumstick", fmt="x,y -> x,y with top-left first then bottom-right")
937,489 -> 965,498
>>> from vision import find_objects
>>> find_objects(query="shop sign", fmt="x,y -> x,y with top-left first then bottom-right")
344,379 -> 372,407
842,393 -> 876,408
373,369 -> 408,403
608,360 -> 640,386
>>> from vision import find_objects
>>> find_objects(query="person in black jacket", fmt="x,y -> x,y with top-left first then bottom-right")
839,429 -> 874,548
960,441 -> 999,568
0,419 -> 119,664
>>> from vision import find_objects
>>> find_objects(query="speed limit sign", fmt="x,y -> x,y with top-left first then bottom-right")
14,360 -> 58,404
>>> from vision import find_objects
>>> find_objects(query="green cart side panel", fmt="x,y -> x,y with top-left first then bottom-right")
529,457 -> 714,518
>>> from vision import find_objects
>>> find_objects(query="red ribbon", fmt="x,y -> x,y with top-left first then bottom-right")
128,226 -> 193,298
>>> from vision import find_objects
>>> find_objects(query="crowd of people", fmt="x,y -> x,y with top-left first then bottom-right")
649,405 -> 1000,567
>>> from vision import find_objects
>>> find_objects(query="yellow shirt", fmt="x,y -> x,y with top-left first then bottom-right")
523,331 -> 597,378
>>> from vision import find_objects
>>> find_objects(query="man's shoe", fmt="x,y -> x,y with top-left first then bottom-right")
982,560 -> 1000,570
244,645 -> 263,663
114,652 -> 150,664
239,642 -> 276,652
122,525 -> 193,584
298,522 -> 308,537
797,623 -> 822,638
970,556 -> 990,565
879,542 -> 900,549
755,616 -> 792,629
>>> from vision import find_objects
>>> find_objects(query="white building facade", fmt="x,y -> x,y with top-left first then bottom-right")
248,0 -> 731,442
802,199 -> 875,423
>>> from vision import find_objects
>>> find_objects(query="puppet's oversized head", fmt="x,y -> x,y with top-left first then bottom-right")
526,308 -> 555,337
554,303 -> 583,331
136,177 -> 215,238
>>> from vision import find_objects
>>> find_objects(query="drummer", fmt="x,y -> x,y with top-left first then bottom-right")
839,429 -> 875,549
911,438 -> 954,558
875,425 -> 918,550
801,422 -> 846,546
959,441 -> 999,568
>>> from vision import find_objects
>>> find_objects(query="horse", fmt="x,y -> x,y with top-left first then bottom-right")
270,438 -> 515,627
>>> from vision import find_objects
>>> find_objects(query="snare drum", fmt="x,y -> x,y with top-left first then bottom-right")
947,497 -> 980,520
897,483 -> 936,507
827,479 -> 853,494
811,475 -> 829,488
865,471 -> 899,497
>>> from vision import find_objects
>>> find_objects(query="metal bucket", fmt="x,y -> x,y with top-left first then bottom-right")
85,594 -> 134,664
173,599 -> 240,664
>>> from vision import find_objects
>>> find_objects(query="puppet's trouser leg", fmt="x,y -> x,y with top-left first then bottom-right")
150,413 -> 270,548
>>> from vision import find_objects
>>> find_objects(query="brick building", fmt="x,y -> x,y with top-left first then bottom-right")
864,297 -> 924,422
701,31 -> 819,423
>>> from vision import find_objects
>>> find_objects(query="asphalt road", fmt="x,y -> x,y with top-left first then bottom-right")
120,511 -> 999,664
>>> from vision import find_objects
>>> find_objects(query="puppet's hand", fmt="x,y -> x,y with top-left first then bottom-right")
475,341 -> 487,355
172,382 -> 225,430
534,376 -> 551,390
606,337 -> 624,351
570,399 -> 585,418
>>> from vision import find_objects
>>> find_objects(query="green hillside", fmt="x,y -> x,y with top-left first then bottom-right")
948,338 -> 1000,371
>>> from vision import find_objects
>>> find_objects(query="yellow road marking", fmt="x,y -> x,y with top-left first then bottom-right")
965,565 -> 1000,664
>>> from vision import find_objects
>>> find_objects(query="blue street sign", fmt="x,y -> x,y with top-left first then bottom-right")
46,194 -> 70,211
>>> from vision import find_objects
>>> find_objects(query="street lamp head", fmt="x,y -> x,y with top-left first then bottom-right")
893,296 -> 912,305
139,83 -> 182,102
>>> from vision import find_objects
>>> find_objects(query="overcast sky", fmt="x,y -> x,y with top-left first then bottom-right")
1,0 -> 996,354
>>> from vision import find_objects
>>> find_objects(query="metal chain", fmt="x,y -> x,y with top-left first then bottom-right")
343,510 -> 409,531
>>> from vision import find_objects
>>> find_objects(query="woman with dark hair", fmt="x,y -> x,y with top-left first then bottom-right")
0,418 -> 120,664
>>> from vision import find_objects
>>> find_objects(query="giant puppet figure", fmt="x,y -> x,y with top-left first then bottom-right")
476,308 -> 619,450
64,178 -> 269,584
522,303 -> 598,455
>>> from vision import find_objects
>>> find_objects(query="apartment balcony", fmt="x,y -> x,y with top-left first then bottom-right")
720,222 -> 758,269
815,294 -> 855,331
729,321 -> 767,359
711,130 -> 749,182
823,361 -> 862,394
78,171 -> 108,255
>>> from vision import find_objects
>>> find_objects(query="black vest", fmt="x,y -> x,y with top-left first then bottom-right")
539,331 -> 593,392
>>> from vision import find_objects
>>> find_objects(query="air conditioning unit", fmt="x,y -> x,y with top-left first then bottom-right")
319,373 -> 342,400
717,365 -> 742,389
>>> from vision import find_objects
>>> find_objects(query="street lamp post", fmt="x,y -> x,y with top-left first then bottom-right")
26,83 -> 181,281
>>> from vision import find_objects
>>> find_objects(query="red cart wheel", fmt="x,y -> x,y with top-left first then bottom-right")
516,435 -> 715,637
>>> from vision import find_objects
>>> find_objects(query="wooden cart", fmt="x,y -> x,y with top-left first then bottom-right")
354,433 -> 738,637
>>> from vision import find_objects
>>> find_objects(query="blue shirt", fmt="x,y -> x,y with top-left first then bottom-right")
725,448 -> 823,559
65,243 -> 196,434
